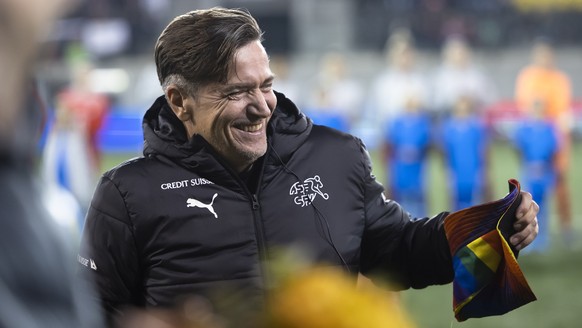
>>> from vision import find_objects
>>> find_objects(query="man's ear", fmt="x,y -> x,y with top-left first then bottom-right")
165,86 -> 192,122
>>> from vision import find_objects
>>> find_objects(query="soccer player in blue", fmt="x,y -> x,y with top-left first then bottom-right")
513,100 -> 559,253
383,96 -> 431,217
439,95 -> 490,211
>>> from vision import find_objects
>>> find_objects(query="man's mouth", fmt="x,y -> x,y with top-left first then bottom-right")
236,123 -> 263,133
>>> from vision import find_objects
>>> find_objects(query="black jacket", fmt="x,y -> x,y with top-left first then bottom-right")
79,92 -> 453,318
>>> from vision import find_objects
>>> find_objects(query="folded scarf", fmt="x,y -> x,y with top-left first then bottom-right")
444,179 -> 537,322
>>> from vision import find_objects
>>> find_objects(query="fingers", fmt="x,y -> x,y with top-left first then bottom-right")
511,216 -> 538,251
513,194 -> 539,230
515,191 -> 533,220
510,191 -> 540,250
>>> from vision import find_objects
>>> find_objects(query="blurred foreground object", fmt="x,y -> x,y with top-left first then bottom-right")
0,0 -> 102,326
266,266 -> 415,328
0,156 -> 102,328
0,0 -> 72,150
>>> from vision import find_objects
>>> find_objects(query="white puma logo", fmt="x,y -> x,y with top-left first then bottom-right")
186,193 -> 218,218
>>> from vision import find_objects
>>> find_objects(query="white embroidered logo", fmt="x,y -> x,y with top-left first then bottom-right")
78,255 -> 97,271
289,175 -> 329,207
187,193 -> 219,218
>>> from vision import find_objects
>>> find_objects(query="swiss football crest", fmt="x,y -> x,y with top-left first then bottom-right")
289,175 -> 329,207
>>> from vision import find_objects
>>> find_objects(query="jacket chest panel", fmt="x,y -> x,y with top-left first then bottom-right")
130,175 -> 261,284
259,166 -> 365,266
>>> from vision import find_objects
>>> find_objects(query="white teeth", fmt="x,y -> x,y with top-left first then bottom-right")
241,123 -> 262,132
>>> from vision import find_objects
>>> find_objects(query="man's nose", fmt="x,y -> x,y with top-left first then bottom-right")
249,90 -> 273,117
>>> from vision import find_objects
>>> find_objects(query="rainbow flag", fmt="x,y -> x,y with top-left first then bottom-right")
444,179 -> 537,322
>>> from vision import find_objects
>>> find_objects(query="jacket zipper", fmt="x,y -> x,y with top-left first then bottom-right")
204,144 -> 271,291
250,193 -> 268,282
250,153 -> 270,290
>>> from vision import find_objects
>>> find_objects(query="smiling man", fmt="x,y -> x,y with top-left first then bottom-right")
78,7 -> 539,326
163,40 -> 276,173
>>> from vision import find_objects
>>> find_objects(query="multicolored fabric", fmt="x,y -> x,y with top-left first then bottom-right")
444,179 -> 537,321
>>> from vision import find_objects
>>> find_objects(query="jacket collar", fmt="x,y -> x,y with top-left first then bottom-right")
266,91 -> 312,163
141,91 -> 312,174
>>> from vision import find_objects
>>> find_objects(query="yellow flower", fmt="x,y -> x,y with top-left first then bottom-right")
266,267 -> 415,328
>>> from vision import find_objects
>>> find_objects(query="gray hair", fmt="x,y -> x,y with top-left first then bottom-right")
161,74 -> 197,97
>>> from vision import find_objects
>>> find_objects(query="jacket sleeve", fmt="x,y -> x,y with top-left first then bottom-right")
357,140 -> 454,289
78,175 -> 142,322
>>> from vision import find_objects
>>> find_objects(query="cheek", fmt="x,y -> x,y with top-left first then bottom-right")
213,109 -> 239,138
266,91 -> 278,112
203,100 -> 230,130
210,115 -> 230,138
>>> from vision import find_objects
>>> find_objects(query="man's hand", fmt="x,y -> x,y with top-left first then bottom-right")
511,191 -> 539,251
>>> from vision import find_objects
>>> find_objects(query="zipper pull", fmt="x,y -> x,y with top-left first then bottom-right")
252,194 -> 260,210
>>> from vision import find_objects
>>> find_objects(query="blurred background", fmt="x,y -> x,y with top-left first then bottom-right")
33,0 -> 582,327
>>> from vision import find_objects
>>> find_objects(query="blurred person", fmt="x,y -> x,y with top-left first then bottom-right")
0,0 -> 102,327
512,100 -> 560,253
369,29 -> 430,126
431,36 -> 496,119
515,38 -> 574,246
439,95 -> 491,210
382,95 -> 431,217
307,52 -> 364,128
77,8 -> 539,326
269,54 -> 300,104
55,59 -> 110,172
42,87 -> 99,223
42,58 -> 106,228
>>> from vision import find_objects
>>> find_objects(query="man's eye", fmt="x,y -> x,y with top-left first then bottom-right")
261,84 -> 273,92
226,90 -> 243,100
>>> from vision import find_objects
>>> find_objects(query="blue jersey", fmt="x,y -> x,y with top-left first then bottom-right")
441,115 -> 487,186
514,119 -> 558,185
385,112 -> 431,191
513,119 -> 559,253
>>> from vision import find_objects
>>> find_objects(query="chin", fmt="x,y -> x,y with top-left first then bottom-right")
238,145 -> 267,162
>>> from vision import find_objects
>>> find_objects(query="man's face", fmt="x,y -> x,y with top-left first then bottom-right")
186,40 -> 277,172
